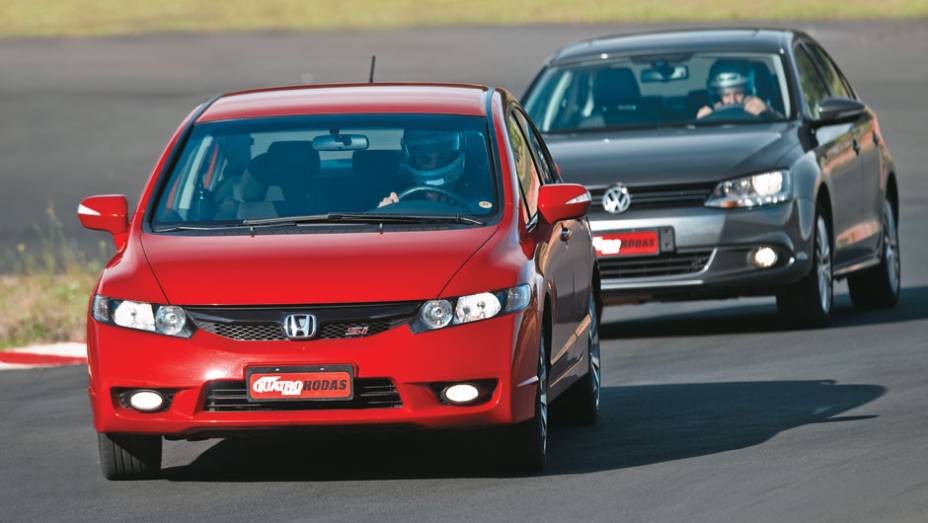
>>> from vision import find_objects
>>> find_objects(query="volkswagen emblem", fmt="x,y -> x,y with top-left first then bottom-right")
283,314 -> 317,340
602,184 -> 632,214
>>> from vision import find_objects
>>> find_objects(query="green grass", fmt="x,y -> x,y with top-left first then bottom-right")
2,0 -> 927,38
0,207 -> 104,349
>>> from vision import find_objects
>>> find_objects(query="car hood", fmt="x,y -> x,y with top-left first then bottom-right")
544,122 -> 798,187
140,226 -> 497,306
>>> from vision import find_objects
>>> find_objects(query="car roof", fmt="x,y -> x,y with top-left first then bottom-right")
547,28 -> 803,66
198,83 -> 493,123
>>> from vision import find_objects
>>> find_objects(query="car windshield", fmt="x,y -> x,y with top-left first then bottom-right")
524,52 -> 792,133
151,114 -> 498,227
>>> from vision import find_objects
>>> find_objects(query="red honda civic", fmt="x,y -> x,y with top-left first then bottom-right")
78,83 -> 600,479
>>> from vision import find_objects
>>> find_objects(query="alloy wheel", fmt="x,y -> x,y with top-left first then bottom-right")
538,343 -> 548,457
588,297 -> 601,410
883,202 -> 901,295
816,216 -> 833,314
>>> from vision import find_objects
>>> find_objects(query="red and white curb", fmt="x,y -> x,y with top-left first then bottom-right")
0,342 -> 87,370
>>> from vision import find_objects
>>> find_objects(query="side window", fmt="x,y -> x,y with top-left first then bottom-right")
794,46 -> 831,119
807,44 -> 852,98
516,111 -> 556,183
507,112 -> 541,219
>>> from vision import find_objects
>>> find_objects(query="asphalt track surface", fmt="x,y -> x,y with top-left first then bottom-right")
2,20 -> 928,522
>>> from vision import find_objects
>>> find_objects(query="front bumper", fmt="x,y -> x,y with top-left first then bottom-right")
87,310 -> 540,436
591,199 -> 814,303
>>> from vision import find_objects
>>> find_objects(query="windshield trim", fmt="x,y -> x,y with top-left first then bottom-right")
142,96 -> 221,235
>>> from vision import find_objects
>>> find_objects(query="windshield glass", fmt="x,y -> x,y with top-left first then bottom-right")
152,114 -> 498,226
524,52 -> 792,133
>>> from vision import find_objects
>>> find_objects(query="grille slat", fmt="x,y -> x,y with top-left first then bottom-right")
186,303 -> 419,343
599,251 -> 712,279
589,183 -> 715,211
204,378 -> 402,411
195,319 -> 394,342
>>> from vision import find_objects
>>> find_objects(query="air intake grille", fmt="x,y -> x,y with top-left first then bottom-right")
186,302 -> 418,342
317,321 -> 392,339
589,183 -> 715,211
599,250 -> 712,279
204,378 -> 402,411
197,321 -> 286,341
194,320 -> 394,341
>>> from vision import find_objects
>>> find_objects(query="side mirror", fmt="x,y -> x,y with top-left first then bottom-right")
815,96 -> 867,126
537,183 -> 591,224
78,195 -> 129,250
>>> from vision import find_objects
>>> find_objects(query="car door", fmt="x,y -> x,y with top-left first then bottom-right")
806,43 -> 882,257
794,43 -> 860,266
506,109 -> 572,380
519,109 -> 593,373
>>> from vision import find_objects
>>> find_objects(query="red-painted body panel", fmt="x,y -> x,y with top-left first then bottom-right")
87,310 -> 536,433
199,84 -> 488,123
140,226 -> 498,305
82,84 -> 594,437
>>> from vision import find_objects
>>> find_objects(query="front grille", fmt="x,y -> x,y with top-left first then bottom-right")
599,250 -> 712,279
589,183 -> 715,211
186,302 -> 419,342
194,320 -> 394,341
317,321 -> 392,339
203,378 -> 402,411
197,321 -> 287,341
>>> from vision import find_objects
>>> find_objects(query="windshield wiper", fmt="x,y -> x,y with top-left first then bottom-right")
242,213 -> 484,227
153,224 -> 252,232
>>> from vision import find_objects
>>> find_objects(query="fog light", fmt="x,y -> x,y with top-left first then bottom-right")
750,246 -> 778,268
441,384 -> 480,404
128,390 -> 165,412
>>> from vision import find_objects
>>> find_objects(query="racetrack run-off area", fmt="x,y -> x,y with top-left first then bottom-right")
1,20 -> 928,522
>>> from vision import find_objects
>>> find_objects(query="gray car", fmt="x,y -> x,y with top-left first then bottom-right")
522,28 -> 901,327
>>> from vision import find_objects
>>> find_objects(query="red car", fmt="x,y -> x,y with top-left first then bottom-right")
78,83 -> 600,479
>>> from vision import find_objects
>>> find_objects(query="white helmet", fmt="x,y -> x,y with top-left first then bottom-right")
401,129 -> 466,187
707,60 -> 756,104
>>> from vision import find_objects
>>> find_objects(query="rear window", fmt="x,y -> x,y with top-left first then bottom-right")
152,114 -> 498,226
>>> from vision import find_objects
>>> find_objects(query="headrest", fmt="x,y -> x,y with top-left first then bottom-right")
231,171 -> 266,202
593,68 -> 641,108
252,141 -> 320,186
267,141 -> 320,169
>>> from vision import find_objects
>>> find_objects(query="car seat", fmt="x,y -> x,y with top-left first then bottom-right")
583,67 -> 657,128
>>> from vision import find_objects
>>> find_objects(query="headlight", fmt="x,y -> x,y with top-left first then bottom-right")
92,295 -> 194,338
411,284 -> 532,333
705,170 -> 791,209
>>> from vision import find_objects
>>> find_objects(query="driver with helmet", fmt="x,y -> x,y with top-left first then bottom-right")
378,128 -> 470,208
696,60 -> 770,119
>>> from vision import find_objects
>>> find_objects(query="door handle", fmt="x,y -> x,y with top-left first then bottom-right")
560,226 -> 572,242
852,138 -> 861,155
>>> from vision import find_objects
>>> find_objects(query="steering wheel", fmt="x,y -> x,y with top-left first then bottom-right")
397,186 -> 468,207
699,104 -> 765,122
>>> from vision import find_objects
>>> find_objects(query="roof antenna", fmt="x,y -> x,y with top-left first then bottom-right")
369,55 -> 376,83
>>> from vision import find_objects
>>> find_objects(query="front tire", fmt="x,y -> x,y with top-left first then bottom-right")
504,331 -> 548,475
848,198 -> 901,309
98,433 -> 162,480
554,294 -> 600,425
778,211 -> 833,328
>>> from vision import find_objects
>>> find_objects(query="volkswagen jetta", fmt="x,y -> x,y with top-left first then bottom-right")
523,29 -> 901,326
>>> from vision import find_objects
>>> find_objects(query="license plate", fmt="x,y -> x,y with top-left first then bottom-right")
593,230 -> 660,257
245,365 -> 353,402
